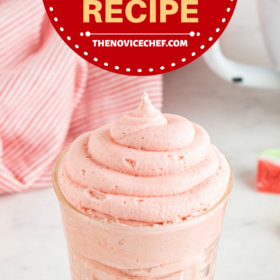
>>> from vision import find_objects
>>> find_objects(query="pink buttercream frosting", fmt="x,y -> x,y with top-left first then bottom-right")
59,93 -> 230,225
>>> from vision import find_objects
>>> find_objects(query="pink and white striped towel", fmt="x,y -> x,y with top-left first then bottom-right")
0,0 -> 163,194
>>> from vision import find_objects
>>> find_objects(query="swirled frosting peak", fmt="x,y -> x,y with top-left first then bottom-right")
111,92 -> 167,143
59,93 -> 230,226
111,92 -> 195,152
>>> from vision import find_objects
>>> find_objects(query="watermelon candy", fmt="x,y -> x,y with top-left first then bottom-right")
257,149 -> 280,194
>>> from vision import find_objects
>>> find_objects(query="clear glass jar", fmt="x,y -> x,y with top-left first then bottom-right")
53,148 -> 233,280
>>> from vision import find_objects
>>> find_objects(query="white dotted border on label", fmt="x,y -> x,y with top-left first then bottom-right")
48,0 -> 235,74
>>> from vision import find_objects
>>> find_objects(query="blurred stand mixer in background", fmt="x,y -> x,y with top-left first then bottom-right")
203,0 -> 280,89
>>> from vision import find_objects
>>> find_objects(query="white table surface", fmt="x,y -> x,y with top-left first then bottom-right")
1,0 -> 280,279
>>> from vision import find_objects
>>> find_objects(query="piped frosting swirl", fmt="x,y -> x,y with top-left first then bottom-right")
59,93 -> 230,225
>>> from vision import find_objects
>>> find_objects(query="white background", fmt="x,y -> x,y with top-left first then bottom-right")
1,0 -> 280,279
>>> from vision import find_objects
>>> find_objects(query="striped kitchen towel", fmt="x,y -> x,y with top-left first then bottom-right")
0,0 -> 163,194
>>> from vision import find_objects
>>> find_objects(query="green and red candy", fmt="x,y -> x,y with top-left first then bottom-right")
257,149 -> 280,194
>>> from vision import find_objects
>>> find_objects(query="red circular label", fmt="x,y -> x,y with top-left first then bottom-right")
43,0 -> 237,76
